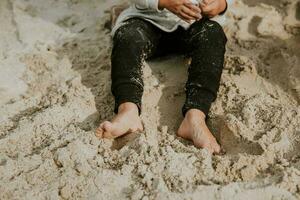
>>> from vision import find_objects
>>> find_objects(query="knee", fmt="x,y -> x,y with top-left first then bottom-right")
204,20 -> 227,41
189,19 -> 227,47
113,20 -> 150,48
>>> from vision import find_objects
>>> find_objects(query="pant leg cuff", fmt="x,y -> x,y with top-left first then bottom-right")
182,103 -> 211,118
114,98 -> 142,115
114,99 -> 142,115
112,83 -> 143,115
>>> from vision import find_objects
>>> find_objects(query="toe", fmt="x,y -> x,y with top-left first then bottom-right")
212,142 -> 221,154
202,143 -> 214,154
102,121 -> 113,132
213,145 -> 221,154
194,141 -> 213,154
95,127 -> 104,138
212,140 -> 221,154
95,122 -> 110,139
139,120 -> 145,131
208,145 -> 215,154
217,148 -> 226,155
102,121 -> 117,139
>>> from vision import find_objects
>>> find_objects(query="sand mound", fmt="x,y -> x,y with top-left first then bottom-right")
0,0 -> 299,199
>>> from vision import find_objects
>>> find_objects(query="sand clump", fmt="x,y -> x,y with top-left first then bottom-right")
0,0 -> 299,199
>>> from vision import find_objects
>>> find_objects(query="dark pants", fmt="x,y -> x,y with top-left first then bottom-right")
111,18 -> 227,117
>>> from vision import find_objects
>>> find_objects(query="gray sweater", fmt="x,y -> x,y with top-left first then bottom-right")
111,0 -> 228,36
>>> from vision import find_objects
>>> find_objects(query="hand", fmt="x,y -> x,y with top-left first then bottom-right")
159,0 -> 202,23
200,0 -> 227,18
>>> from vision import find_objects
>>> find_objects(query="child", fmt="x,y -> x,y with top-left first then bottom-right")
96,0 -> 228,154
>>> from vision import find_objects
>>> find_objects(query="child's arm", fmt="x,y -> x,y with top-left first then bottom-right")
200,0 -> 227,18
129,0 -> 201,23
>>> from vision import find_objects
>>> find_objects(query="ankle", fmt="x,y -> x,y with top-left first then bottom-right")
118,102 -> 139,115
185,109 -> 206,121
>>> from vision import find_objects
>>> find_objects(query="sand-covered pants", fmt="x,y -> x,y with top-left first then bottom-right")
111,17 -> 227,117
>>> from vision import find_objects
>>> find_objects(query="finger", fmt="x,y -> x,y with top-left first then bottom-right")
201,0 -> 219,16
200,0 -> 216,10
181,6 -> 201,20
201,0 -> 218,11
202,0 -> 215,6
177,12 -> 193,23
184,4 -> 202,19
178,9 -> 196,22
184,2 -> 202,14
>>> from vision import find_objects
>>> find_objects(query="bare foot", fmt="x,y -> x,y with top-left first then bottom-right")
177,109 -> 221,154
96,102 -> 144,139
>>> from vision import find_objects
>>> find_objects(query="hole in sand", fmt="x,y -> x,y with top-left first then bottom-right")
248,16 -> 262,37
243,0 -> 282,9
216,117 -> 265,156
111,132 -> 141,150
221,132 -> 264,156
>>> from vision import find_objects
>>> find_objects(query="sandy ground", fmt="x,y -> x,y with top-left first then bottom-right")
0,0 -> 299,199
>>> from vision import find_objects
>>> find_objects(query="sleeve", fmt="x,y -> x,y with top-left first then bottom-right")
130,0 -> 161,12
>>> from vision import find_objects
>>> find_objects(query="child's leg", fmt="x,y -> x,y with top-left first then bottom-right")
111,18 -> 162,115
96,18 -> 161,139
178,19 -> 227,154
182,19 -> 227,116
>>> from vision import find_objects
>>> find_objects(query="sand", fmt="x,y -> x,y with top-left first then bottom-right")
0,0 -> 299,199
